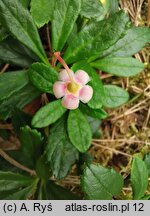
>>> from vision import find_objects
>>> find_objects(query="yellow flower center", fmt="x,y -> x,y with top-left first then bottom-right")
100,0 -> 106,5
67,81 -> 80,94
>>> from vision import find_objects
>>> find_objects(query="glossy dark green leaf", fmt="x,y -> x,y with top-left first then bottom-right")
52,0 -> 81,51
81,164 -> 123,200
32,100 -> 67,128
144,153 -> 150,177
80,0 -> 103,18
28,63 -> 58,93
0,83 -> 41,120
0,171 -> 38,200
68,109 -> 92,152
72,61 -> 105,109
80,103 -> 108,120
131,156 -> 148,200
91,57 -> 144,77
0,171 -> 36,192
0,70 -> 28,102
31,0 -> 55,28
101,27 -> 150,58
0,37 -> 38,67
64,11 -> 129,64
46,116 -> 78,179
0,0 -> 48,64
46,180 -> 80,200
20,126 -> 43,168
102,85 -> 129,108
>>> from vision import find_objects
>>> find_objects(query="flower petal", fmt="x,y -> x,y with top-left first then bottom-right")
75,70 -> 90,85
79,85 -> 93,103
58,69 -> 75,82
61,95 -> 79,110
53,81 -> 66,98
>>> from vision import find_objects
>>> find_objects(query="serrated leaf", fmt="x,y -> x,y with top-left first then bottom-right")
63,11 -> 129,64
31,0 -> 55,28
102,85 -> 129,108
46,180 -> 80,200
67,109 -> 92,152
0,0 -> 48,64
52,0 -> 81,51
80,103 -> 108,120
81,164 -> 123,200
28,63 -> 58,93
46,116 -> 78,179
0,83 -> 41,120
131,156 -> 148,200
20,126 -> 43,168
101,27 -> 150,58
144,153 -> 150,177
72,61 -> 104,109
0,37 -> 38,67
0,70 -> 28,102
80,0 -> 103,18
32,100 -> 67,128
91,57 -> 144,77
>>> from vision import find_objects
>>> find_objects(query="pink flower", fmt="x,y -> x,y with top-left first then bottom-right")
53,69 -> 93,110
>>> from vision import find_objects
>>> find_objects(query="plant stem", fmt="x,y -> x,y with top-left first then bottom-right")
0,148 -> 36,176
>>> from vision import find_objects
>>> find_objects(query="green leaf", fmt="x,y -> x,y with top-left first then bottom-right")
80,0 -> 103,19
36,155 -> 52,181
0,171 -> 36,192
131,156 -> 148,200
52,0 -> 81,51
144,153 -> 150,177
31,0 -> 55,28
81,164 -> 123,200
68,109 -> 92,152
46,180 -> 80,200
91,57 -> 144,77
102,85 -> 129,108
80,103 -> 108,120
63,11 -> 129,64
0,25 -> 8,41
20,0 -> 31,8
2,185 -> 36,200
87,116 -> 101,137
20,126 -> 43,168
28,63 -> 58,93
46,116 -> 78,180
101,27 -> 150,58
32,100 -> 67,128
72,61 -> 104,109
0,0 -> 48,64
0,70 -> 28,102
0,83 -> 41,120
0,171 -> 38,200
0,37 -> 37,67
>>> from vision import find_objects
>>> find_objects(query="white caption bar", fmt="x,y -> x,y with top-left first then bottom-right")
0,200 -> 149,216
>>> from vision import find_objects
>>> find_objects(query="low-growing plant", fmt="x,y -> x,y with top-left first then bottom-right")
0,0 -> 150,200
